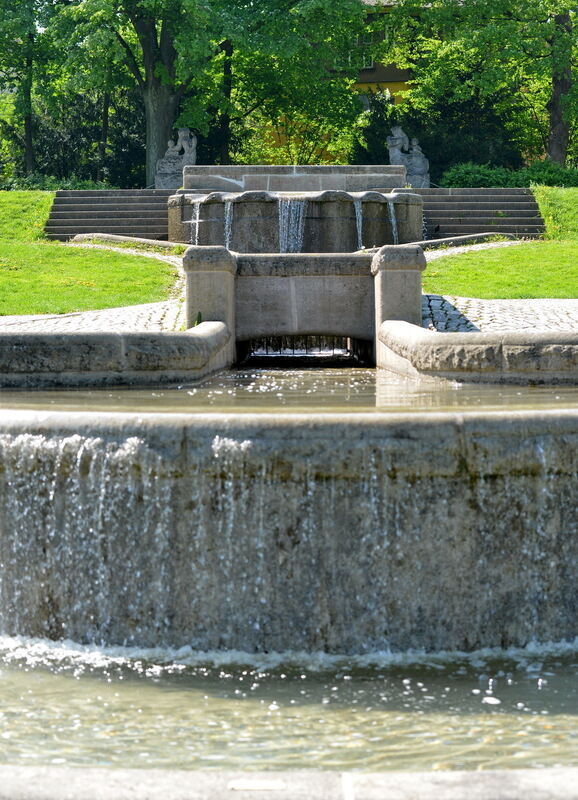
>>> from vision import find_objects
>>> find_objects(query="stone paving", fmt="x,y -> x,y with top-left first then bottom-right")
0,241 -> 575,335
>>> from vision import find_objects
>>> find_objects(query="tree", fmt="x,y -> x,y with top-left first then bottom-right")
0,0 -> 55,174
382,0 -> 577,165
61,0 -> 366,185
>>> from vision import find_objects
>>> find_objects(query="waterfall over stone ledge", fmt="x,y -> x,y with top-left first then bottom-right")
0,411 -> 575,653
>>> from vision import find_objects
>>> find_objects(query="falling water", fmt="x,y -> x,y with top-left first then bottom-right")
387,199 -> 399,245
278,198 -> 308,253
190,200 -> 201,245
224,200 -> 234,249
353,198 -> 364,250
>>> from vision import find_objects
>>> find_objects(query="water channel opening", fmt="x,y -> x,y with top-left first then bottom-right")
237,336 -> 373,367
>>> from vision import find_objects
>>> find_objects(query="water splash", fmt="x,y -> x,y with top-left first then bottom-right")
190,200 -> 201,245
387,200 -> 399,245
353,198 -> 364,250
278,198 -> 308,253
224,200 -> 234,249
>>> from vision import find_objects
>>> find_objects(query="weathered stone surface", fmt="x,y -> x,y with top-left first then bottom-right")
183,246 -> 424,345
377,321 -> 578,384
0,409 -> 575,651
182,164 -> 407,192
0,766 -> 576,800
170,189 -> 422,251
0,324 -> 231,388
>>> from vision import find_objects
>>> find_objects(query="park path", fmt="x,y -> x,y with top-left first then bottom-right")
0,241 -> 576,334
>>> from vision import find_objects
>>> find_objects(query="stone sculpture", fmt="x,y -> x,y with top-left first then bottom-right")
386,126 -> 430,188
155,127 -> 197,189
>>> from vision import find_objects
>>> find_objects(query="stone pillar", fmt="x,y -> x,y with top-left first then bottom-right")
183,246 -> 238,364
371,245 -> 426,332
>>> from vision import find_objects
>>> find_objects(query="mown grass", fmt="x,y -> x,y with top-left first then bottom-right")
0,191 -> 178,315
423,240 -> 577,299
0,191 -> 55,240
533,186 -> 578,240
424,187 -> 578,298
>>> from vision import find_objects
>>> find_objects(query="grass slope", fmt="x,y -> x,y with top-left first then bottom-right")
423,241 -> 577,299
0,191 -> 177,315
533,186 -> 578,240
424,187 -> 578,299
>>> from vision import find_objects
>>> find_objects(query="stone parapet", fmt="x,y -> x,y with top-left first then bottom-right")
377,320 -> 578,384
0,323 -> 231,388
182,164 -> 406,193
183,245 -> 426,348
0,766 -> 577,800
169,189 -> 423,251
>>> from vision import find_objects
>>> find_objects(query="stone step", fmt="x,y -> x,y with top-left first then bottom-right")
428,223 -> 544,237
48,210 -> 169,220
44,225 -> 168,241
55,189 -> 173,198
397,187 -> 535,196
45,231 -> 168,241
422,200 -> 539,210
425,214 -> 543,224
52,198 -> 170,208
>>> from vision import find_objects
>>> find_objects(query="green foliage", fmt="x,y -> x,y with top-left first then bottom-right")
384,0 -> 577,165
0,190 -> 54,240
533,186 -> 578,239
353,93 -> 524,180
441,161 -> 578,187
423,241 -> 578,299
0,174 -> 118,191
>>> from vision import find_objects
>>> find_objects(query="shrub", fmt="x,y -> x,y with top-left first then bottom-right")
440,160 -> 578,188
0,173 -> 119,191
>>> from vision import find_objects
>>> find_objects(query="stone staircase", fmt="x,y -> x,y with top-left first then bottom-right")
44,190 -> 173,241
397,187 -> 545,239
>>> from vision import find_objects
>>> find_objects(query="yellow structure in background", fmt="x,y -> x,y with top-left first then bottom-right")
357,1 -> 410,102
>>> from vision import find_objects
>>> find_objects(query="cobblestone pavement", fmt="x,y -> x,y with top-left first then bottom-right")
422,242 -> 578,332
0,241 -> 575,335
421,295 -> 578,332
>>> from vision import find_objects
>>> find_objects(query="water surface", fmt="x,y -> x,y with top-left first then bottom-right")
1,368 -> 576,414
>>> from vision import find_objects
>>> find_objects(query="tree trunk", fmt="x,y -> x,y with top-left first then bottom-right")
142,81 -> 180,187
546,12 -> 573,165
96,92 -> 110,183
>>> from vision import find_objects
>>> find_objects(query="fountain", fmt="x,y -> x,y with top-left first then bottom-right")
168,165 -> 423,251
0,163 -> 577,790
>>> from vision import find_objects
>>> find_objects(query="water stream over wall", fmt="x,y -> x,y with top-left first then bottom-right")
277,198 -> 308,253
353,198 -> 363,249
387,200 -> 399,245
0,398 -> 575,653
224,200 -> 234,250
190,200 -> 201,245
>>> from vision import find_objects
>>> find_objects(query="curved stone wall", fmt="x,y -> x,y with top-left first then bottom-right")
0,409 -> 575,653
168,190 -> 423,251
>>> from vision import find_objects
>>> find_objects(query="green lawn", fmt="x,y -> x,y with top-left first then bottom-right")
0,191 -> 178,315
423,186 -> 578,299
423,241 -> 577,299
533,186 -> 578,241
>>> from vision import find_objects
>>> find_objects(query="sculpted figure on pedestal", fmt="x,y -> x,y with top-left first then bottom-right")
155,127 -> 197,189
386,126 -> 430,188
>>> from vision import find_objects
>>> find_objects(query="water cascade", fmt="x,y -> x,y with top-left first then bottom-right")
224,199 -> 234,250
278,197 -> 308,253
190,200 -> 201,246
387,199 -> 399,245
0,405 -> 575,653
353,197 -> 364,250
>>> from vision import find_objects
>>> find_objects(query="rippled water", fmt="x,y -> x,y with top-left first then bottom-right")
0,639 -> 577,771
0,368 -> 576,414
